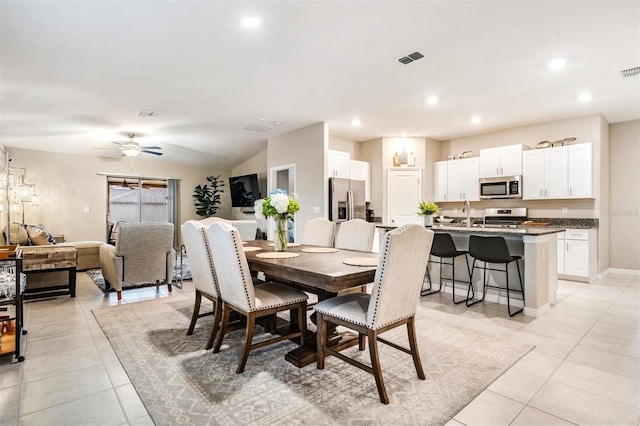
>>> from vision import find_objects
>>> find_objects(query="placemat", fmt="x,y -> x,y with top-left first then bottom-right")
300,247 -> 339,253
267,242 -> 301,247
242,246 -> 262,252
256,252 -> 301,259
343,256 -> 378,267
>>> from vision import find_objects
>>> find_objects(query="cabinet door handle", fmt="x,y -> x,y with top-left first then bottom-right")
570,188 -> 573,196
566,243 -> 569,251
540,189 -> 543,196
496,167 -> 499,175
500,167 -> 503,175
545,189 -> 548,196
444,194 -> 447,200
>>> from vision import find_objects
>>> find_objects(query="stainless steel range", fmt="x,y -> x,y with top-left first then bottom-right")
482,207 -> 528,228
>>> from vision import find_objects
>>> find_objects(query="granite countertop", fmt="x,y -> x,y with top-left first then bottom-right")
376,223 -> 565,236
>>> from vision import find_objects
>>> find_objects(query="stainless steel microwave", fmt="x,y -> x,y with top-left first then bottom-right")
479,176 -> 522,199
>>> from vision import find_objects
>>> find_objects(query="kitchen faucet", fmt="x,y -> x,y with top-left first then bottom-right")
462,199 -> 471,228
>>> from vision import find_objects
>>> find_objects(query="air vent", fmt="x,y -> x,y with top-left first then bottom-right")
137,110 -> 164,117
621,66 -> 640,78
243,124 -> 272,133
398,51 -> 424,65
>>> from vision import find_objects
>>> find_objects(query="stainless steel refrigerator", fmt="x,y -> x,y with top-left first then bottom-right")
329,177 -> 366,222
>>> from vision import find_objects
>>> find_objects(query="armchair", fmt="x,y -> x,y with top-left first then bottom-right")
99,222 -> 175,300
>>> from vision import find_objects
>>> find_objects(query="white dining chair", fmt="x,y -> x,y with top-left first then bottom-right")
181,220 -> 221,350
205,221 -> 309,374
315,224 -> 434,404
334,218 -> 376,252
302,217 -> 336,247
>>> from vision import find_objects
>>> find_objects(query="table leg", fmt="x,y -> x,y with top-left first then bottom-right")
69,267 -> 76,298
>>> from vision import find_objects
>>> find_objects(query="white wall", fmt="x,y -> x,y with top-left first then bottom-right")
7,148 -> 228,243
609,119 -> 640,270
267,122 -> 327,242
328,135 -> 358,158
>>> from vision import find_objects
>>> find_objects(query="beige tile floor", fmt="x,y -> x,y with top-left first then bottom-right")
0,270 -> 638,425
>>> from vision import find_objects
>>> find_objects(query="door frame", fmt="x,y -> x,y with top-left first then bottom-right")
268,163 -> 297,241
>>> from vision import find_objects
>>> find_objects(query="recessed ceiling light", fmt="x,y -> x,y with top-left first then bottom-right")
351,118 -> 361,126
578,92 -> 592,102
425,96 -> 439,106
470,116 -> 482,124
241,17 -> 261,28
548,58 -> 567,71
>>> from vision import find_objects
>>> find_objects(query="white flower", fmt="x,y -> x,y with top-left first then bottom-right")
270,193 -> 290,214
254,199 -> 265,219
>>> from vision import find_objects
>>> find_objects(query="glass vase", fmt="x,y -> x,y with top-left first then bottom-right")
274,217 -> 288,251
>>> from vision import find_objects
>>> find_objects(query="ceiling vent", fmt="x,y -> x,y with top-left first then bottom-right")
398,51 -> 424,65
621,66 -> 640,78
137,110 -> 164,117
243,124 -> 272,133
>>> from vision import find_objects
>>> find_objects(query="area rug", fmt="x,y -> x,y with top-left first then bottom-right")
92,297 -> 533,425
87,254 -> 191,292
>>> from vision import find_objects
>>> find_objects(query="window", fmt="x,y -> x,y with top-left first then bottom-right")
107,177 -> 168,223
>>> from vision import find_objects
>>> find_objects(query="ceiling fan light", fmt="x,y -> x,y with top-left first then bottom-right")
122,148 -> 140,157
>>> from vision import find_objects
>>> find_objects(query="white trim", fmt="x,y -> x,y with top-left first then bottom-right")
268,163 -> 297,241
602,268 -> 640,276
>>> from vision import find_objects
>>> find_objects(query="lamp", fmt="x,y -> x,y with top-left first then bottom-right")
122,148 -> 140,157
31,194 -> 40,206
13,182 -> 35,224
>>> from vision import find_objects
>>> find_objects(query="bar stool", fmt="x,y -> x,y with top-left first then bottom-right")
421,233 -> 473,304
466,235 -> 524,316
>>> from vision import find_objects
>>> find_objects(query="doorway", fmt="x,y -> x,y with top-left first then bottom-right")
387,168 -> 422,226
268,164 -> 296,242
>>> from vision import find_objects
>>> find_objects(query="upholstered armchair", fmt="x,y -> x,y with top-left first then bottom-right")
99,222 -> 175,300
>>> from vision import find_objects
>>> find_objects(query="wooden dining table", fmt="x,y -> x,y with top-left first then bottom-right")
242,240 -> 378,367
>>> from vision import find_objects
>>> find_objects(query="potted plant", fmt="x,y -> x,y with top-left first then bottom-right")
193,175 -> 225,217
417,200 -> 439,227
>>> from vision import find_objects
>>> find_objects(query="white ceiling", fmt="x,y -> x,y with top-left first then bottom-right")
1,1 -> 639,168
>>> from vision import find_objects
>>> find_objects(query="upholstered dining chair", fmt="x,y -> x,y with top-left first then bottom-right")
315,224 -> 433,404
198,217 -> 258,241
181,220 -> 221,350
99,222 -> 175,300
302,217 -> 336,247
205,221 -> 308,374
334,218 -> 376,252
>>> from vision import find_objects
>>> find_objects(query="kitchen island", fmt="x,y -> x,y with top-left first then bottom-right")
377,224 -> 564,316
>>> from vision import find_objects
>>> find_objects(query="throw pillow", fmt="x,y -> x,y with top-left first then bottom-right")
25,224 -> 57,245
26,227 -> 52,245
5,223 -> 29,245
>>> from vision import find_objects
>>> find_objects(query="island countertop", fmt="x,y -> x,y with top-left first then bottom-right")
376,224 -> 565,236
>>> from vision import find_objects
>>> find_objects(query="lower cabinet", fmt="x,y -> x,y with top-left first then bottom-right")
557,229 -> 596,282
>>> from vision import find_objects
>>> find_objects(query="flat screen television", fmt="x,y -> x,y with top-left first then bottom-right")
229,173 -> 260,207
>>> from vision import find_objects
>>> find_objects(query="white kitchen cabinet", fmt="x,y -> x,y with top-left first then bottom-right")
479,144 -> 527,178
434,161 -> 448,202
557,228 -> 595,282
447,157 -> 480,201
522,146 -> 568,199
433,158 -> 479,202
568,142 -> 593,198
328,149 -> 351,178
350,159 -> 370,202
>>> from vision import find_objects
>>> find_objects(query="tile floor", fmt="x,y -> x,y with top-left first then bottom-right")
0,271 -> 638,425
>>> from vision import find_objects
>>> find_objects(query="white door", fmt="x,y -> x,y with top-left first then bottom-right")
568,143 -> 593,198
565,239 -> 589,277
462,157 -> 480,201
545,146 -> 568,199
522,150 -> 545,199
447,160 -> 465,201
433,161 -> 448,202
387,169 -> 422,226
479,147 -> 501,177
499,145 -> 524,176
328,149 -> 351,178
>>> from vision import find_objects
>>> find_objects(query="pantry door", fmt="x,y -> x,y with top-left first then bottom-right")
387,168 -> 422,226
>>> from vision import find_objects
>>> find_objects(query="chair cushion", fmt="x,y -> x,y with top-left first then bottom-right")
314,293 -> 370,327
253,282 -> 308,311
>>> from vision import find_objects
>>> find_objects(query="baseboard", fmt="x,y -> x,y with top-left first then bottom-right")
602,268 -> 640,277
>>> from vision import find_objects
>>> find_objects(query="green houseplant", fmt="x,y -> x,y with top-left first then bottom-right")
417,200 -> 439,227
193,175 -> 225,217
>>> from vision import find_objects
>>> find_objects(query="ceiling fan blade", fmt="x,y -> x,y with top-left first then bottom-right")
141,146 -> 162,150
142,150 -> 163,156
112,141 -> 125,146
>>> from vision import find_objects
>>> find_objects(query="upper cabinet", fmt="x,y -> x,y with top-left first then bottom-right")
522,142 -> 593,200
479,144 -> 527,177
328,149 -> 351,178
350,159 -> 371,202
433,157 -> 480,202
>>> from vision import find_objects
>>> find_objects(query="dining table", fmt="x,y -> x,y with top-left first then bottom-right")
242,240 -> 378,367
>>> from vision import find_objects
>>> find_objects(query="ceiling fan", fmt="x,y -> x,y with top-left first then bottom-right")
113,133 -> 163,157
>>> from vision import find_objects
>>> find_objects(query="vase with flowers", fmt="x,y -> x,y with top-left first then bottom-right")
254,189 -> 301,251
417,200 -> 439,227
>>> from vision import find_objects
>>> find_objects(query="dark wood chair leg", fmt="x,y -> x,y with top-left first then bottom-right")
358,333 -> 366,351
407,316 -> 425,379
296,302 -> 307,346
117,290 -> 122,300
236,313 -> 256,374
205,297 -> 222,350
187,290 -> 202,335
368,329 -> 389,404
316,313 -> 327,370
213,303 -> 230,353
168,283 -> 172,293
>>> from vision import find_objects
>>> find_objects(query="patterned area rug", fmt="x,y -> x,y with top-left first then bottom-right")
87,254 -> 191,292
92,296 -> 534,425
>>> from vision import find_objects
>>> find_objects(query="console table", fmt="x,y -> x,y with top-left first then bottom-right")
21,246 -> 77,300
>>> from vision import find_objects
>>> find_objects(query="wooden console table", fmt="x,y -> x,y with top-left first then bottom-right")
21,246 -> 77,300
